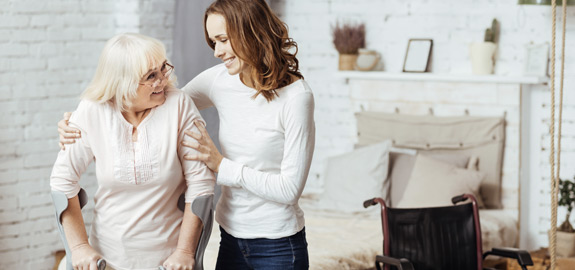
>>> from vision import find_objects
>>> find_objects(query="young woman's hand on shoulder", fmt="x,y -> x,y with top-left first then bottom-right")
182,121 -> 223,172
57,111 -> 81,150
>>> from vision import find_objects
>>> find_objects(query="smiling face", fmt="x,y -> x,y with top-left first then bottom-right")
206,13 -> 246,76
128,61 -> 170,112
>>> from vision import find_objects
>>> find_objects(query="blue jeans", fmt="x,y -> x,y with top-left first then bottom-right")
215,226 -> 309,270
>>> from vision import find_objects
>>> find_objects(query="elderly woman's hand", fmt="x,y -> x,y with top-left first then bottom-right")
162,248 -> 196,270
182,121 -> 223,173
70,243 -> 102,270
58,112 -> 81,150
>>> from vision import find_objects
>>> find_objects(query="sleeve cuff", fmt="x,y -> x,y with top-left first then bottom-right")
217,158 -> 243,187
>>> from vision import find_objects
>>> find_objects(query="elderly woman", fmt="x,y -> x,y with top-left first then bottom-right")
50,33 -> 215,270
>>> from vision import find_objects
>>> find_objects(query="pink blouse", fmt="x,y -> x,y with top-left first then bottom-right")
50,89 -> 215,270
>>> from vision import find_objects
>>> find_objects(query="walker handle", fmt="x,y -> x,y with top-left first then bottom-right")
97,259 -> 106,270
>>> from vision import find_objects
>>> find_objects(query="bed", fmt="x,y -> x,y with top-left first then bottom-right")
202,205 -> 518,270
202,111 -> 519,269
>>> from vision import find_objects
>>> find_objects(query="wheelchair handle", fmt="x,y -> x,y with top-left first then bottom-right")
363,198 -> 377,208
451,194 -> 466,204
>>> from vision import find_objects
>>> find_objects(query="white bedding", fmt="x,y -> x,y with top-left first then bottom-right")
202,200 -> 517,270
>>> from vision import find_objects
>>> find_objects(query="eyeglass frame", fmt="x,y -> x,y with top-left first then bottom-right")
138,61 -> 174,88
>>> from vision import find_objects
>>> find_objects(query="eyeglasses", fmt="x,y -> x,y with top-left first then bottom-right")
139,61 -> 174,88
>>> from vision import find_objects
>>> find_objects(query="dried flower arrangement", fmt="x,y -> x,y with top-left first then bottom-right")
332,22 -> 365,55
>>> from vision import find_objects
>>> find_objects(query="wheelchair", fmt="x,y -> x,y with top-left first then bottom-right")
363,193 -> 533,270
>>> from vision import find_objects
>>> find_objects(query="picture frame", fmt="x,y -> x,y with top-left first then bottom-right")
403,39 -> 433,73
523,43 -> 549,77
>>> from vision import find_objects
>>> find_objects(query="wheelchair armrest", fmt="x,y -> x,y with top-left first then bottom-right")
375,255 -> 414,270
483,247 -> 533,270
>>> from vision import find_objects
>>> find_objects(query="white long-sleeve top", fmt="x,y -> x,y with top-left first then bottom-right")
181,64 -> 315,239
50,89 -> 215,270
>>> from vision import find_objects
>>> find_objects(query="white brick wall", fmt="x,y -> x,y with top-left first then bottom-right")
0,0 -> 175,269
271,0 -> 575,250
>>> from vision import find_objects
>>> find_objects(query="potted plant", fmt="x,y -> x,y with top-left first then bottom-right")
470,18 -> 498,75
332,21 -> 365,70
555,177 -> 575,257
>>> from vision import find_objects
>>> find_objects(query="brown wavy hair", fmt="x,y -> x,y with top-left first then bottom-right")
204,0 -> 303,102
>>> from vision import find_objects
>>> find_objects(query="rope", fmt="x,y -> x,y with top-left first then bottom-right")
551,2 -> 567,268
557,0 -> 567,183
549,0 -> 557,268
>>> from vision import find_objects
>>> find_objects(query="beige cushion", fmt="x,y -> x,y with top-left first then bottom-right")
356,111 -> 504,209
388,151 -> 471,207
396,154 -> 485,208
319,140 -> 392,213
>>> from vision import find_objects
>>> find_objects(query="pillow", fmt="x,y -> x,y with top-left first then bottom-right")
395,154 -> 484,208
318,140 -> 392,213
388,151 -> 470,207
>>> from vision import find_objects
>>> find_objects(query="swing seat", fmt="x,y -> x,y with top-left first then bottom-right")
53,190 -> 214,270
363,194 -> 533,270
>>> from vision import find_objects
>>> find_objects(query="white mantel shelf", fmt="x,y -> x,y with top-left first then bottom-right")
337,71 -> 549,85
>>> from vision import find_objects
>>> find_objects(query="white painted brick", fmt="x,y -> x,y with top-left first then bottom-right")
10,29 -> 47,42
18,193 -> 51,208
18,167 -> 52,182
0,15 -> 30,28
0,196 -> 18,210
0,170 -> 18,185
3,179 -> 50,196
9,57 -> 47,70
31,43 -> 61,57
27,205 -> 54,219
0,85 -> 12,101
11,83 -> 48,99
115,13 -> 140,28
0,43 -> 28,57
46,28 -> 81,42
0,128 -> 19,143
114,0 -> 139,13
29,14 -> 55,27
79,28 -> 116,40
0,29 -> 11,42
0,210 -> 27,224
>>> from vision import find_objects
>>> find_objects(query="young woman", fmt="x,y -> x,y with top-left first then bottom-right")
51,33 -> 215,270
58,1 -> 314,269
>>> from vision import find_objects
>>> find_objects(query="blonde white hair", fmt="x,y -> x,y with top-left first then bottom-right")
82,33 -> 177,111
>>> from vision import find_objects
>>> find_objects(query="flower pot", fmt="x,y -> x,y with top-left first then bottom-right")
338,54 -> 358,71
469,42 -> 497,75
548,230 -> 575,257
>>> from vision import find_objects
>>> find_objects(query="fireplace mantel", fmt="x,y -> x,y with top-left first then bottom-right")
336,71 -> 549,85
